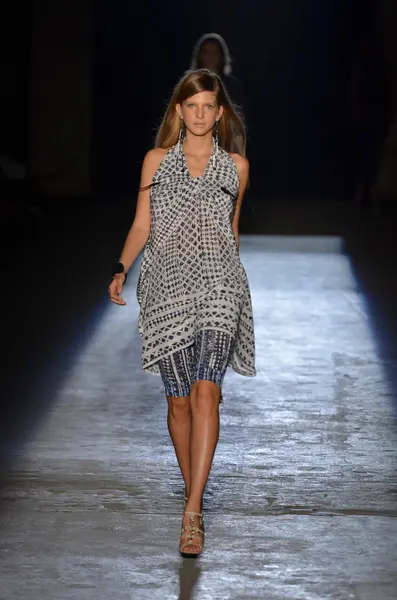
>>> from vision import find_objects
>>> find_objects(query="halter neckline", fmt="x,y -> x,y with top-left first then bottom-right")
180,139 -> 216,180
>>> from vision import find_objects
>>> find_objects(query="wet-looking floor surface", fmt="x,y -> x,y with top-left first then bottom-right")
1,200 -> 397,599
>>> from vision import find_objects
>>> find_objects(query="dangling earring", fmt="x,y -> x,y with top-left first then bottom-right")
212,120 -> 219,168
178,120 -> 184,145
178,119 -> 184,169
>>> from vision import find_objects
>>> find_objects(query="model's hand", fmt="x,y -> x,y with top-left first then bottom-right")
108,274 -> 127,305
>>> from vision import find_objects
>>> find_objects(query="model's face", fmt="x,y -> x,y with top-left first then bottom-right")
199,41 -> 223,73
177,91 -> 223,137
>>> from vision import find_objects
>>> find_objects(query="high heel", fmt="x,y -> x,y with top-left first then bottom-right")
179,511 -> 204,558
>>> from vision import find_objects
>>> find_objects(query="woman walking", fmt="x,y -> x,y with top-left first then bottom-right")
108,69 -> 255,557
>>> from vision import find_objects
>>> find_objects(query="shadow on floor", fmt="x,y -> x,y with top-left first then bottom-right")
342,208 -> 397,411
1,195 -> 396,490
0,198 -> 134,487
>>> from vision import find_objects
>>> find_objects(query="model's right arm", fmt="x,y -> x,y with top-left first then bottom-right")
118,148 -> 166,272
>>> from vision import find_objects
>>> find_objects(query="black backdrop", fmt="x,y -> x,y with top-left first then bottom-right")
93,0 -> 372,199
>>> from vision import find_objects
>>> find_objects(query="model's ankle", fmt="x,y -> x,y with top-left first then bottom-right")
185,495 -> 202,513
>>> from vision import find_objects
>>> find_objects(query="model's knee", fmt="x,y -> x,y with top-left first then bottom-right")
191,381 -> 220,417
167,395 -> 191,420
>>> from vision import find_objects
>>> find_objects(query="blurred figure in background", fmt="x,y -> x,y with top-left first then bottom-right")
190,33 -> 244,112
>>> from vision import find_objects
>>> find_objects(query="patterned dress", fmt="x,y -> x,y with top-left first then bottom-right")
136,141 -> 256,384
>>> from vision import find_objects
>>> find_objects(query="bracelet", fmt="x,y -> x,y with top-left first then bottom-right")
112,261 -> 128,283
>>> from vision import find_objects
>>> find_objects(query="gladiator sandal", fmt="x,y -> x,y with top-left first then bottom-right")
179,511 -> 204,557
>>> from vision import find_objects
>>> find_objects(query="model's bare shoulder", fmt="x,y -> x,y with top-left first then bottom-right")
230,154 -> 249,187
140,147 -> 169,186
229,153 -> 249,174
143,147 -> 169,171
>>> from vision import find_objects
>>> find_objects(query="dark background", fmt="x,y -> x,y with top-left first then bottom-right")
0,2 -> 30,165
94,0 -> 357,198
1,0 -> 392,206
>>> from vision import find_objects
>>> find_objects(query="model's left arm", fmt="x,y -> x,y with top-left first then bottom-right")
231,155 -> 250,249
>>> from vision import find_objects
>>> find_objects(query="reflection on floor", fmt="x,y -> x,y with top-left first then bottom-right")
1,200 -> 397,599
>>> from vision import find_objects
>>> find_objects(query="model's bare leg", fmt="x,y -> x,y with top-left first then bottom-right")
181,380 -> 220,554
167,395 -> 191,499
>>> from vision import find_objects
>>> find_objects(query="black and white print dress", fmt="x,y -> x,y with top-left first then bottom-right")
136,141 -> 256,380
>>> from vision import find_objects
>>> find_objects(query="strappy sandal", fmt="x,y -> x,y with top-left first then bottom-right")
179,511 -> 204,558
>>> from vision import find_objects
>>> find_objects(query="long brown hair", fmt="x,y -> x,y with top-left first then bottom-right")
155,69 -> 246,156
